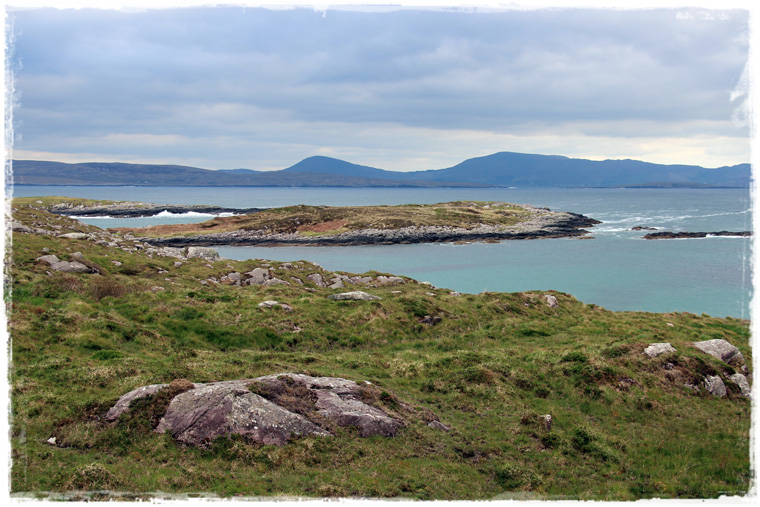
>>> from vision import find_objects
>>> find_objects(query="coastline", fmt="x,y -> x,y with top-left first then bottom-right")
131,211 -> 600,247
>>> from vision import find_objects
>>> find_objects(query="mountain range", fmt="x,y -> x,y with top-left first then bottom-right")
10,151 -> 751,188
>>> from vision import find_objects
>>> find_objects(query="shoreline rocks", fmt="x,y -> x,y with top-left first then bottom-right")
643,231 -> 751,240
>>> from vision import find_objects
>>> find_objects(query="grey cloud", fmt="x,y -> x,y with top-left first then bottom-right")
8,6 -> 750,168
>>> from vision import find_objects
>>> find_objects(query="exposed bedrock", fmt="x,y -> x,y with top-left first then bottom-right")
105,373 -> 445,448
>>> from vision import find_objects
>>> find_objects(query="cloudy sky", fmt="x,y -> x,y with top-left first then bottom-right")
4,1 -> 753,172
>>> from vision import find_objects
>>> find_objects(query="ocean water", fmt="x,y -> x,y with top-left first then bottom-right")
11,185 -> 753,318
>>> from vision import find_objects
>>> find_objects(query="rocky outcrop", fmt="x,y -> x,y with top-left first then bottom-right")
702,375 -> 727,397
692,339 -> 746,369
328,291 -> 382,301
36,254 -> 96,274
643,342 -> 676,358
105,374 -> 436,448
643,231 -> 751,240
185,247 -> 221,262
728,373 -> 751,398
134,209 -> 600,247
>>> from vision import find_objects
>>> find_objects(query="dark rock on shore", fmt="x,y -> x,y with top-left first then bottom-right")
643,231 -> 751,239
631,226 -> 658,231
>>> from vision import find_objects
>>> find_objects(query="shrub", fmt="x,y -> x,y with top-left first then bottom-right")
89,277 -> 129,301
494,463 -> 526,489
64,462 -> 115,491
561,352 -> 588,363
91,350 -> 124,361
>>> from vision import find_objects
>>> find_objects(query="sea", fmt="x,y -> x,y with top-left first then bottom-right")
10,185 -> 754,319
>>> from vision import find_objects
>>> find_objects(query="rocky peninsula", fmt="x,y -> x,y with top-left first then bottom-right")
111,201 -> 600,247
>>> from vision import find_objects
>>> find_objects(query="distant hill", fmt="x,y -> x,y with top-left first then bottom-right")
10,152 -> 750,188
10,160 -> 484,188
407,152 -> 750,188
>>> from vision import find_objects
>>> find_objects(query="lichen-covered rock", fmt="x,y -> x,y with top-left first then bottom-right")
328,291 -> 382,301
106,374 -> 418,448
58,232 -> 89,240
728,373 -> 751,398
36,254 -> 60,265
643,343 -> 677,358
545,295 -> 559,308
264,277 -> 290,286
11,222 -> 34,233
244,267 -> 270,285
185,246 -> 221,262
155,382 -> 329,447
702,375 -> 727,397
104,383 -> 172,421
50,260 -> 93,273
258,301 -> 292,311
306,273 -> 327,287
692,339 -> 745,368
376,276 -> 405,285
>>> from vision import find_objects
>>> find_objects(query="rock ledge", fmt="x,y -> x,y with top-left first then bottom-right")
105,374 -> 441,447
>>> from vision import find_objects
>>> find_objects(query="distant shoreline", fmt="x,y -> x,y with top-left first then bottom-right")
12,183 -> 748,189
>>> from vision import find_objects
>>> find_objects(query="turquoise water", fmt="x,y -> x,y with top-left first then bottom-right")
12,185 -> 753,318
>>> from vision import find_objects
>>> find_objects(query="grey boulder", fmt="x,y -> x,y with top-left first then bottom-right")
728,373 -> 751,398
155,381 -> 328,447
702,375 -> 727,397
105,373 -> 411,448
50,261 -> 93,273
328,291 -> 381,301
245,267 -> 270,285
643,343 -> 676,358
692,339 -> 745,368
186,247 -> 221,262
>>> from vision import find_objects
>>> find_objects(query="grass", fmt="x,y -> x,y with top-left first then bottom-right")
109,201 -> 535,238
5,198 -> 754,500
12,196 -> 138,209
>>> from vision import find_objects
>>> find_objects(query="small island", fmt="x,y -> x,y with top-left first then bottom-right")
107,200 -> 600,247
643,231 -> 752,240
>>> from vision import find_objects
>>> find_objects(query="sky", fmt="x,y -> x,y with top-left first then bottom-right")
2,0 -> 755,172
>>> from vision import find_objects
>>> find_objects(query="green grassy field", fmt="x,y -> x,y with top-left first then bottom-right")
6,199 -> 753,500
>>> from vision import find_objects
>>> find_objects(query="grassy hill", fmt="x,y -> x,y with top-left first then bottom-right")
6,198 -> 753,500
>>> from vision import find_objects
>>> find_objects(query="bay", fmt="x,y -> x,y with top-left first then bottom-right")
12,185 -> 753,318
